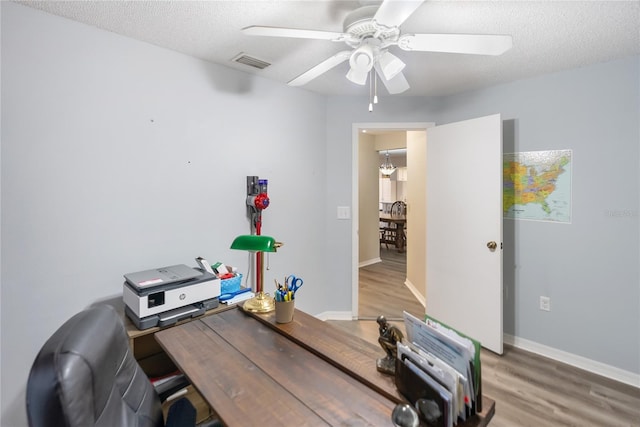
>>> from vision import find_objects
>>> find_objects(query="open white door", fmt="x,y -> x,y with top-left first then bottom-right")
426,114 -> 503,354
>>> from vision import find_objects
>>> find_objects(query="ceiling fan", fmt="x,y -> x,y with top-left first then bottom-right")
242,0 -> 512,95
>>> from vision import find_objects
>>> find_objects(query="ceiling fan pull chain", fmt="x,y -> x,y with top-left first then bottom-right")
368,69 -> 374,112
374,71 -> 379,104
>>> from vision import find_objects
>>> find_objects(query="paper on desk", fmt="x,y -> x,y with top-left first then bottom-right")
403,311 -> 474,404
222,291 -> 255,305
424,313 -> 482,401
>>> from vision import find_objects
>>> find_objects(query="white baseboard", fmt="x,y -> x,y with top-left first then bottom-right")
404,278 -> 426,308
315,311 -> 354,321
504,334 -> 640,389
359,258 -> 381,268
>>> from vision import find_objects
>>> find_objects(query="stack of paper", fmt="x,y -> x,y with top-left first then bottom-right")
395,311 -> 483,427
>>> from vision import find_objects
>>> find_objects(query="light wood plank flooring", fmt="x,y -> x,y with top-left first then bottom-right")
339,247 -> 640,426
328,319 -> 640,426
358,246 -> 424,320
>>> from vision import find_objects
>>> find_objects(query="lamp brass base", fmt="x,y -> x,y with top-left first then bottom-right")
243,291 -> 275,313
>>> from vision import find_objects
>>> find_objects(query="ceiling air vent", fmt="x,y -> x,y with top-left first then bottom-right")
232,53 -> 271,70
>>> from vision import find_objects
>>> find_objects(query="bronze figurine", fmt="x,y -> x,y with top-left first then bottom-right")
376,315 -> 404,375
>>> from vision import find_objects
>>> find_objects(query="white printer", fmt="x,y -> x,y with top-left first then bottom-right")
123,264 -> 221,330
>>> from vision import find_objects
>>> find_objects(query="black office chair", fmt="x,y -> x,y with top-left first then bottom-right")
26,305 -> 218,427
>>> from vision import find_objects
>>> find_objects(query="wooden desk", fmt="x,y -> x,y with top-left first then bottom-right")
122,302 -> 237,377
120,302 -> 238,423
380,213 -> 407,252
155,306 -> 495,426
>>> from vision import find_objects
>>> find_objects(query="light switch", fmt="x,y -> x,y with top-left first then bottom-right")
337,206 -> 351,220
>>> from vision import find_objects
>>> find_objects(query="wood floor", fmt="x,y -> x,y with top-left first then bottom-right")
336,248 -> 640,426
358,246 -> 424,320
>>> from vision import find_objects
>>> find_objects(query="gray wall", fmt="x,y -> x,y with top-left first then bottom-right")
325,57 -> 639,378
1,4 -> 329,425
438,58 -> 639,375
2,2 -> 639,425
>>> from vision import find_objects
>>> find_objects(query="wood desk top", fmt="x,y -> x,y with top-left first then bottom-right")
154,307 -> 494,426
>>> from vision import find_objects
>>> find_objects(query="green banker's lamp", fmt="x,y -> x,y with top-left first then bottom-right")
230,235 -> 282,313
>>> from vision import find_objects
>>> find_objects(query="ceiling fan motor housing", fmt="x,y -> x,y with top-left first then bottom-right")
343,5 -> 400,48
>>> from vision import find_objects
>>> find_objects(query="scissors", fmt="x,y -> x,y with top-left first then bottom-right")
288,275 -> 304,294
219,287 -> 251,302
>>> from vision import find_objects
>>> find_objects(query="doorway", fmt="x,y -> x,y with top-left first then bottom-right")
359,142 -> 414,319
352,116 -> 504,353
351,122 -> 433,320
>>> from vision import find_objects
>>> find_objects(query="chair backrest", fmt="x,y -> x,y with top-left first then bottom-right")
391,201 -> 406,216
26,305 -> 163,427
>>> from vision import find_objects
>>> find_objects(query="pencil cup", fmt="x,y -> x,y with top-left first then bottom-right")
275,300 -> 295,323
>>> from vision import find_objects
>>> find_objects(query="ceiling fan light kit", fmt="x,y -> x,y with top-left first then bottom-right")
347,67 -> 369,85
242,0 -> 512,107
347,43 -> 375,85
378,51 -> 405,81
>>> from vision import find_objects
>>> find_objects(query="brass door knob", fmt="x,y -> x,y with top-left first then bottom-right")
486,241 -> 497,250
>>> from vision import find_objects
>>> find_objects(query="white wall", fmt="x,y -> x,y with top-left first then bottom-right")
326,57 -> 639,384
1,3 -> 329,425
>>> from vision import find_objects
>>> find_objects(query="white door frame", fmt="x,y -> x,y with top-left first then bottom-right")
351,122 -> 434,317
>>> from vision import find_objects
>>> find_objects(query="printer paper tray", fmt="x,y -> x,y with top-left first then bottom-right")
125,298 -> 218,330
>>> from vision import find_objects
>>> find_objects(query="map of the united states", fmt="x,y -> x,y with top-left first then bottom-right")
503,150 -> 572,222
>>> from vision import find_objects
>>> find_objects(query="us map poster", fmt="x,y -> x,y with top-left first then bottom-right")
503,149 -> 572,223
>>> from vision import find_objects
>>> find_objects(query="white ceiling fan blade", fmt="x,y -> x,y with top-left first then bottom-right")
399,33 -> 513,55
242,26 -> 345,42
288,51 -> 352,86
374,63 -> 410,94
373,0 -> 425,28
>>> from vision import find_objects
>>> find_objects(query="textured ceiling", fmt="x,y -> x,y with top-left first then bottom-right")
15,0 -> 640,97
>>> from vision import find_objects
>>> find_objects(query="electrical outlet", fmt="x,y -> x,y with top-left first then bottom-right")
539,296 -> 551,311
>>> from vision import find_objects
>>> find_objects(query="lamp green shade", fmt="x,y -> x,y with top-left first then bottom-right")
230,235 -> 278,252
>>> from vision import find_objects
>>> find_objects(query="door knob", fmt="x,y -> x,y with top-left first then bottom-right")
486,241 -> 497,251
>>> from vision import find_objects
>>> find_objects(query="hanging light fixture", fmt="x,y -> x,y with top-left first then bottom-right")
379,151 -> 397,176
